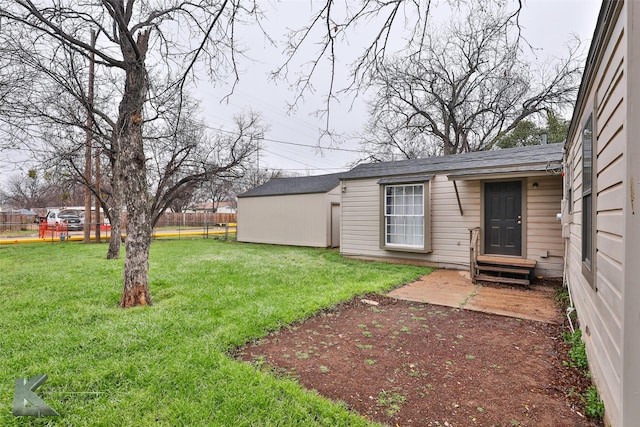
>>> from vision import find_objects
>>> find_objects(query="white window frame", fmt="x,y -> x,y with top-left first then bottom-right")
378,176 -> 432,253
384,184 -> 424,248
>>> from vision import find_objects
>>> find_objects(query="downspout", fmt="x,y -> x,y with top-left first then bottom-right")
563,232 -> 576,333
561,152 -> 576,332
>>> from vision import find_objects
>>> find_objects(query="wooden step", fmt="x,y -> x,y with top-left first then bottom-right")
474,274 -> 530,286
476,255 -> 536,268
473,256 -> 536,286
476,265 -> 532,275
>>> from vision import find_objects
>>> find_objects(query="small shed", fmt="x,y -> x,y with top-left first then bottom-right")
237,173 -> 342,248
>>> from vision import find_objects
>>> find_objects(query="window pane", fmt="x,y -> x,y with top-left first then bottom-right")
582,194 -> 592,266
581,114 -> 593,275
384,184 -> 425,248
582,115 -> 593,192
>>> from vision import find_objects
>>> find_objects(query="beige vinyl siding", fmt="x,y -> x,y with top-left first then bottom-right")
430,177 -> 480,267
341,175 -> 480,269
564,2 -> 630,425
525,176 -> 564,277
624,2 -> 640,425
340,178 -> 384,253
342,173 -> 562,275
237,192 -> 336,247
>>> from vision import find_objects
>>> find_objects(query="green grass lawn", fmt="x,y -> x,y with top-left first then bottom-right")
0,227 -> 40,237
0,240 -> 430,426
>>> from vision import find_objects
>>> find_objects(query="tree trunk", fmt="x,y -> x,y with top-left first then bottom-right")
107,131 -> 123,259
117,30 -> 152,308
106,219 -> 122,259
106,193 -> 122,260
118,120 -> 151,307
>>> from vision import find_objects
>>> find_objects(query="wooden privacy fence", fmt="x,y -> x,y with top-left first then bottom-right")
152,212 -> 237,228
0,212 -> 39,232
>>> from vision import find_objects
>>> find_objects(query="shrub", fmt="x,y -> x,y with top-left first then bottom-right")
564,329 -> 589,371
564,329 -> 604,419
584,385 -> 605,418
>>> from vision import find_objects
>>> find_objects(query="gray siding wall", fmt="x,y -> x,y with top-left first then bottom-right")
237,192 -> 334,247
525,176 -> 564,277
341,175 -> 479,268
340,177 -> 384,256
341,173 -> 563,276
564,2 -> 634,425
624,2 -> 640,424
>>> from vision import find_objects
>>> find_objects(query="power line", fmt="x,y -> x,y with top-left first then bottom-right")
262,136 -> 362,153
204,123 -> 363,153
261,148 -> 331,171
275,167 -> 349,172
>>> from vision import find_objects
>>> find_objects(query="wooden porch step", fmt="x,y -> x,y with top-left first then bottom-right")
473,256 -> 536,286
476,265 -> 532,275
474,274 -> 530,286
476,255 -> 536,269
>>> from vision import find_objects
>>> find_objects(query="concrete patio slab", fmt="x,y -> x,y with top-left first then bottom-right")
465,284 -> 562,324
388,269 -> 562,324
388,269 -> 478,307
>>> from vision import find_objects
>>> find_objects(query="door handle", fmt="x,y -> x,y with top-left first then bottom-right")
517,215 -> 522,225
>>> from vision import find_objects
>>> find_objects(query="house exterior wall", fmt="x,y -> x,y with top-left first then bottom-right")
563,2 -> 639,425
237,191 -> 337,247
525,176 -> 564,277
217,205 -> 237,214
340,173 -> 563,276
340,175 -> 479,269
623,1 -> 640,424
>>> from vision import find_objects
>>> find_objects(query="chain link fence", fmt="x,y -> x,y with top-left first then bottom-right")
1,211 -> 237,237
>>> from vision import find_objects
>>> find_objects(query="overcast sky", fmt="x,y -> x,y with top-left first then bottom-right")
0,0 -> 602,186
197,0 -> 602,177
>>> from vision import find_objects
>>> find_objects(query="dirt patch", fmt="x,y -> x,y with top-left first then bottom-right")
237,294 -> 601,427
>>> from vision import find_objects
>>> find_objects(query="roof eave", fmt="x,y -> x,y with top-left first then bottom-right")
447,169 -> 560,181
237,186 -> 339,198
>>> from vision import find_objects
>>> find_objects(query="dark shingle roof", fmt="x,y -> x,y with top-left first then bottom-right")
238,173 -> 342,198
340,143 -> 563,180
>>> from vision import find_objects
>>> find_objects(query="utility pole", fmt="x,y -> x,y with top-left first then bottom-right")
83,30 -> 96,243
94,144 -> 101,243
255,140 -> 260,186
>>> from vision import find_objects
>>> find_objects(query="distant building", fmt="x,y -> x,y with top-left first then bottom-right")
186,201 -> 237,214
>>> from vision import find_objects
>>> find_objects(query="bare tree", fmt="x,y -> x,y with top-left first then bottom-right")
195,178 -> 234,213
358,1 -> 582,157
193,165 -> 283,214
356,120 -> 443,163
276,0 -> 583,157
276,0 -> 463,132
145,110 -> 264,227
166,184 -> 197,213
0,169 -> 57,209
0,30 -> 126,255
0,1 -> 260,307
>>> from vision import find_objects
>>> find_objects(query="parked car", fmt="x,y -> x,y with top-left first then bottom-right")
46,209 -> 83,231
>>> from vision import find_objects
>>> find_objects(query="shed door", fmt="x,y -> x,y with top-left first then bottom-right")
331,203 -> 340,248
484,181 -> 522,256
